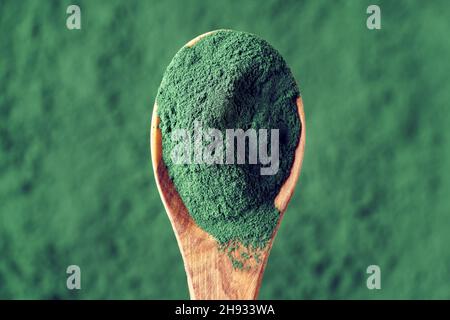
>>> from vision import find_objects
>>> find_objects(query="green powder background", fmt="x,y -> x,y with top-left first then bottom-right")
1,0 -> 449,299
157,30 -> 300,248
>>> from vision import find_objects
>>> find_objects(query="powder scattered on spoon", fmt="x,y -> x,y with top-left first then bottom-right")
156,30 -> 301,256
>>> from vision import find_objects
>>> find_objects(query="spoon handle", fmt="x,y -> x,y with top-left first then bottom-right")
180,223 -> 271,300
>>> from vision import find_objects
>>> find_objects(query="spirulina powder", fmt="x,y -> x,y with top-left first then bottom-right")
157,30 -> 301,252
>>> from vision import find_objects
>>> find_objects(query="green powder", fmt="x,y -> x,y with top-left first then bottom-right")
156,30 -> 301,251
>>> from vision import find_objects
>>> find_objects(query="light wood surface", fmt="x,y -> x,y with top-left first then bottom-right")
150,32 -> 306,299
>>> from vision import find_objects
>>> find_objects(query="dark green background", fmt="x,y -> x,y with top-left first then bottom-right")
1,0 -> 449,299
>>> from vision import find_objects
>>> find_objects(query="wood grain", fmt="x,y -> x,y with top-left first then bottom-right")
150,32 -> 306,299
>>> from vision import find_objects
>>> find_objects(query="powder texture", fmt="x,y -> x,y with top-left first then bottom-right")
157,30 -> 300,248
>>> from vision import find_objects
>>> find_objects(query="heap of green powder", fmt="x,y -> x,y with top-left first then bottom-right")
157,30 -> 301,250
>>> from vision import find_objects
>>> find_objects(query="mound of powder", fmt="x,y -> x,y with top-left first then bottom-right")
156,30 -> 301,248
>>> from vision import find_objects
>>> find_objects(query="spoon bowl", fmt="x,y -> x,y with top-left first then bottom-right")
150,31 -> 306,299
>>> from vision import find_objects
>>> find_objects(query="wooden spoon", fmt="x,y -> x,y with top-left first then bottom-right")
150,32 -> 306,300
